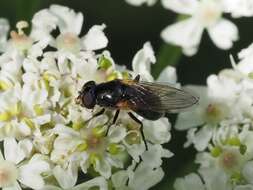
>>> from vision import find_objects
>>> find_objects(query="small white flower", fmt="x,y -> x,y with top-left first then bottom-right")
161,0 -> 238,55
0,138 -> 49,190
32,4 -> 108,55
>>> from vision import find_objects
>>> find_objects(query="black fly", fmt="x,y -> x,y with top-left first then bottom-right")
76,75 -> 199,150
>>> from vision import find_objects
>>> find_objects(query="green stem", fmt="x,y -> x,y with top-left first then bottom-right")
152,44 -> 182,78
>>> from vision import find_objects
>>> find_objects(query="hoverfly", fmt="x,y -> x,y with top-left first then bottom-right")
76,75 -> 198,150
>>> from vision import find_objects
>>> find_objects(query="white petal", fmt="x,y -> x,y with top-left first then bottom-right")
37,185 -> 61,190
157,66 -> 177,84
175,85 -> 207,130
175,111 -> 204,130
18,139 -> 33,158
125,0 -> 157,6
0,161 -> 18,188
72,177 -> 108,190
0,149 -> 4,161
132,42 -> 155,81
161,18 -> 203,56
143,117 -> 171,144
208,19 -> 238,49
235,185 -> 253,190
242,161 -> 253,184
199,167 -> 232,190
108,126 -> 127,143
124,140 -> 145,162
112,170 -> 128,189
3,181 -> 22,190
174,173 -> 205,190
161,0 -> 198,14
223,0 -> 253,18
0,18 -> 9,52
49,4 -> 83,34
79,152 -> 89,173
82,24 -> 108,51
31,9 -> 57,42
190,126 -> 213,151
4,138 -> 25,164
53,163 -> 78,189
129,164 -> 164,190
52,124 -> 80,137
142,144 -> 173,168
18,160 -> 50,189
33,114 -> 51,125
94,158 -> 111,179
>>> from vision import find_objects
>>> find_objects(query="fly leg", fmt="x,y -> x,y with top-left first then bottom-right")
93,108 -> 105,117
128,112 -> 148,150
125,112 -> 148,186
106,110 -> 120,135
85,108 -> 105,123
134,74 -> 140,82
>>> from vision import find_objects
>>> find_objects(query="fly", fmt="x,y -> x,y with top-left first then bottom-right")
76,75 -> 199,150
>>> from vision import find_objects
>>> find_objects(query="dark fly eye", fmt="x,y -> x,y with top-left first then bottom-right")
82,81 -> 96,92
82,91 -> 96,109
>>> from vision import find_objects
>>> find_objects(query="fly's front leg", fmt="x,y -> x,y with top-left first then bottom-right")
128,112 -> 148,151
134,74 -> 140,82
93,108 -> 106,117
85,108 -> 105,124
106,109 -> 120,135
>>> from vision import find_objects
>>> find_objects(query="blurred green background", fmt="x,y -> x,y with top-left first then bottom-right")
1,0 -> 253,189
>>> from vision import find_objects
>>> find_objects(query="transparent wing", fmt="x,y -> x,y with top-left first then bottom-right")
126,81 -> 199,113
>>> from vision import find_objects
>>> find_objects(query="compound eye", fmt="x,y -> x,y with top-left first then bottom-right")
82,92 -> 96,109
82,81 -> 96,92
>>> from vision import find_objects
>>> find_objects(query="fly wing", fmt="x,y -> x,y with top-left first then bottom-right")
125,81 -> 199,113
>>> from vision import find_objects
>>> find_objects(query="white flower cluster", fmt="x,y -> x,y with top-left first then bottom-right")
125,0 -> 253,56
174,42 -> 253,189
0,5 -> 174,190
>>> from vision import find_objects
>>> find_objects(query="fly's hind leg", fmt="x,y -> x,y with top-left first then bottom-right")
106,109 -> 120,135
128,112 -> 148,151
125,112 -> 148,186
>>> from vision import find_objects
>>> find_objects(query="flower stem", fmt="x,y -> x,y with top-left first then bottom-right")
152,43 -> 182,78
